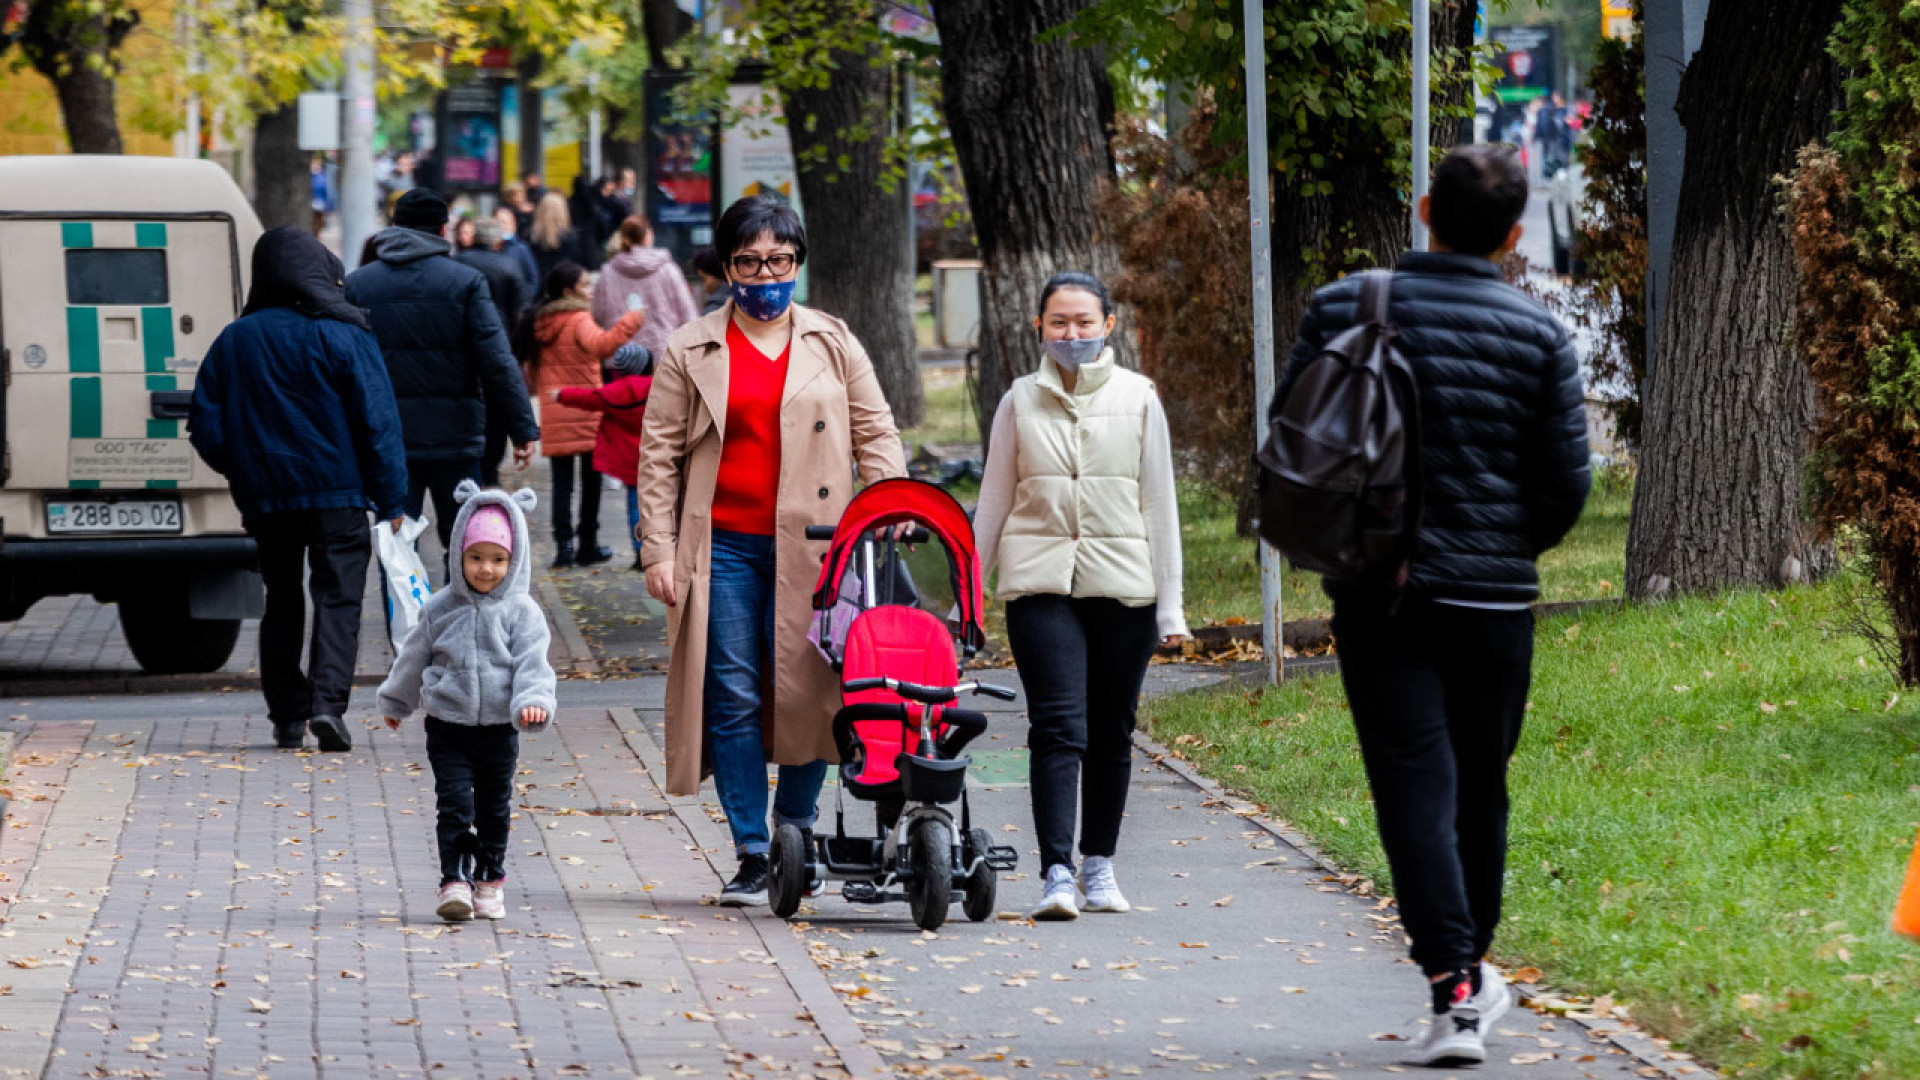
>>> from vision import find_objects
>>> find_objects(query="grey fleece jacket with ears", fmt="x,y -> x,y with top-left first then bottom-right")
377,481 -> 557,725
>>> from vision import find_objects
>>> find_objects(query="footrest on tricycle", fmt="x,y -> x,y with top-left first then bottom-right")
841,880 -> 907,905
984,845 -> 1018,872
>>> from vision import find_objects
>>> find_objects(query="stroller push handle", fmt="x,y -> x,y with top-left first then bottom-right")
806,524 -> 932,543
843,676 -> 1016,703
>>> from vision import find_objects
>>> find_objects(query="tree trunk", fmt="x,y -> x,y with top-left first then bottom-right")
1623,0 -> 1842,600
252,103 -> 308,232
783,43 -> 925,429
50,61 -> 123,154
642,0 -> 696,69
931,0 -> 1123,444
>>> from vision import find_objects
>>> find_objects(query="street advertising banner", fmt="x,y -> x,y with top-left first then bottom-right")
717,83 -> 806,302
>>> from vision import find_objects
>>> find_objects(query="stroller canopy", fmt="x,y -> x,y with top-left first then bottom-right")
810,478 -> 987,653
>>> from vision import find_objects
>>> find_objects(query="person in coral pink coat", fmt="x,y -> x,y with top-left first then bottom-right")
523,262 -> 643,567
554,343 -> 652,569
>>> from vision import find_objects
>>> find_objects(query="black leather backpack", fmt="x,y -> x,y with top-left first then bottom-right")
1255,270 -> 1421,580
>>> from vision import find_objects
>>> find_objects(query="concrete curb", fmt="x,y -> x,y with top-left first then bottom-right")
608,706 -> 891,1080
535,574 -> 601,675
1132,720 -> 1718,1080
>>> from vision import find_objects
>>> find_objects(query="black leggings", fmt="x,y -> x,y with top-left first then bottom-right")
425,718 -> 520,884
1005,594 -> 1160,871
548,453 -> 603,547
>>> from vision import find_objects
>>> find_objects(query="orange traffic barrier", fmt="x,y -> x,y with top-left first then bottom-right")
1894,831 -> 1920,940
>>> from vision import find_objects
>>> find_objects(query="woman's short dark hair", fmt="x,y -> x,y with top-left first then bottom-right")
1038,271 -> 1112,318
715,195 -> 807,266
1427,144 -> 1529,258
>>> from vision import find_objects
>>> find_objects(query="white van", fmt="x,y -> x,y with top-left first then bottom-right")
0,156 -> 265,673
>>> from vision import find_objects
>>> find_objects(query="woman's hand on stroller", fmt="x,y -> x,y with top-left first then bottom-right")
1161,634 -> 1188,650
645,562 -> 676,607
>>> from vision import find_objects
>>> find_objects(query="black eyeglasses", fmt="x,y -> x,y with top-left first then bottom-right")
730,252 -> 798,277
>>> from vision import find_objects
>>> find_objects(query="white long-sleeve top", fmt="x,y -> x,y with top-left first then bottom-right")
972,353 -> 1188,639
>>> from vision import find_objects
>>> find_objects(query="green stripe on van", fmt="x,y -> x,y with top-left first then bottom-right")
135,223 -> 166,248
66,308 -> 99,373
70,376 -> 101,490
61,222 -> 92,248
141,307 -> 174,373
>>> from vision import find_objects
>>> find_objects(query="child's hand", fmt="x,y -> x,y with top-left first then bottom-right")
518,707 -> 549,730
384,716 -> 402,730
549,389 -> 563,402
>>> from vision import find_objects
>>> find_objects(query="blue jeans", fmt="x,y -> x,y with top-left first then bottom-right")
626,487 -> 640,556
704,529 -> 828,856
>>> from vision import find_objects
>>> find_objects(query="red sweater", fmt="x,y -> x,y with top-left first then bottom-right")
712,320 -> 791,536
555,374 -> 652,486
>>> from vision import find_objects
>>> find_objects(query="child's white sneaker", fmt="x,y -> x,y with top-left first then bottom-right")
1470,962 -> 1511,1031
1030,864 -> 1079,921
473,879 -> 506,920
436,881 -> 474,922
1077,856 -> 1131,913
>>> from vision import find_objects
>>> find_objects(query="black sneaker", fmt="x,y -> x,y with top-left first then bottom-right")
551,541 -> 575,569
575,543 -> 614,567
718,854 -> 770,907
273,720 -> 306,749
309,715 -> 352,753
799,829 -> 824,897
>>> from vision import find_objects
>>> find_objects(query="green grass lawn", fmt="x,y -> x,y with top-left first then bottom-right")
1142,579 -> 1920,1079
1178,472 -> 1633,626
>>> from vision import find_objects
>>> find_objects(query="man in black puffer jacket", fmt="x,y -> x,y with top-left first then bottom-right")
1277,144 -> 1588,1067
347,189 -> 540,566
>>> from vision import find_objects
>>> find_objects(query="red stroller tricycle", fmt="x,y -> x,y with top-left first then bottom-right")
769,478 -> 1018,930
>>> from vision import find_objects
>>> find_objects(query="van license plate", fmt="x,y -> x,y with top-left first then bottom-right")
46,498 -> 182,534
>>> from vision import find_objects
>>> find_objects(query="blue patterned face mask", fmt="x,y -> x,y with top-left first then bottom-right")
730,279 -> 797,321
1044,336 -> 1106,373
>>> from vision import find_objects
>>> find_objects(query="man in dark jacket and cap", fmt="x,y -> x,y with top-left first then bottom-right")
346,187 -> 540,564
189,227 -> 409,754
1275,144 -> 1589,1066
458,217 -> 529,487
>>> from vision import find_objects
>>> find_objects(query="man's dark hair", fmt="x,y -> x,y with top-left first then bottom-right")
1427,144 -> 1528,258
714,195 -> 807,267
691,246 -> 725,280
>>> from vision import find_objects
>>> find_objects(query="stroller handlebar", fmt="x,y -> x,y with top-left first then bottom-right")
843,676 -> 1017,703
806,524 -> 932,543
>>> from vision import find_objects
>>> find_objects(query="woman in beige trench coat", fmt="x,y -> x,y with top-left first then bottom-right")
637,196 -> 905,905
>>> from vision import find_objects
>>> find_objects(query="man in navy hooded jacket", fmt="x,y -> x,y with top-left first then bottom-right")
190,226 -> 409,753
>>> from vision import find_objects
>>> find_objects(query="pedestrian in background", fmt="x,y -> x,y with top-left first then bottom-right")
592,216 -> 700,354
346,187 -> 540,569
691,247 -> 728,314
528,192 -> 585,283
379,481 -> 555,923
638,195 -> 906,906
569,175 -> 610,271
460,218 -> 531,489
523,261 -> 644,567
1276,144 -> 1589,1066
970,270 -> 1188,923
453,214 -> 478,252
491,204 -> 540,294
553,344 -> 654,570
309,155 -> 334,237
188,227 -> 408,753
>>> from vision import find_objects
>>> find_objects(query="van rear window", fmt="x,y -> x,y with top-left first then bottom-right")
65,249 -> 169,306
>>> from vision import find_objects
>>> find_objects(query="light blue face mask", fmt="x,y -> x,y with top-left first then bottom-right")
731,279 -> 797,321
1045,336 -> 1107,373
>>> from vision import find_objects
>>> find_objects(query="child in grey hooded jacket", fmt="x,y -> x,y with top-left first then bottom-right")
379,480 -> 556,922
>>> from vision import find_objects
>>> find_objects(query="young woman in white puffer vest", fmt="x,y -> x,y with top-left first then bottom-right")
972,271 -> 1190,922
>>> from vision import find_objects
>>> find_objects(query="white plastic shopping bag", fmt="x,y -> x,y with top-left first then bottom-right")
376,515 -> 433,650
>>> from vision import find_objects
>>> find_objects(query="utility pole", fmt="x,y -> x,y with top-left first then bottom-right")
1244,0 -> 1281,683
340,0 -> 376,270
1411,0 -> 1430,250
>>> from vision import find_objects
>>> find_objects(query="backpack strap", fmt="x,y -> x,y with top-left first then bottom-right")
1359,269 -> 1393,329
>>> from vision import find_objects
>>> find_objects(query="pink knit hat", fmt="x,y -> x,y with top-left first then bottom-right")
462,504 -> 514,555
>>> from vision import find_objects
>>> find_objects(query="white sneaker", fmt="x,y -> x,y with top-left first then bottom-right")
1404,1003 -> 1486,1068
473,879 -> 506,920
436,881 -> 474,922
1470,962 -> 1511,1031
1029,864 -> 1079,921
1077,856 -> 1131,913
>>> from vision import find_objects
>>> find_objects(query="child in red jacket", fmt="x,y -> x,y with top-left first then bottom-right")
552,343 -> 652,570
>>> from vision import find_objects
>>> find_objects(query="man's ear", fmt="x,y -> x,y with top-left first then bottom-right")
1499,223 -> 1524,258
1417,194 -> 1433,229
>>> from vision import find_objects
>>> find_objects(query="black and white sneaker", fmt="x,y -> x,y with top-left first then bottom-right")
718,854 -> 770,907
1405,1003 -> 1486,1068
